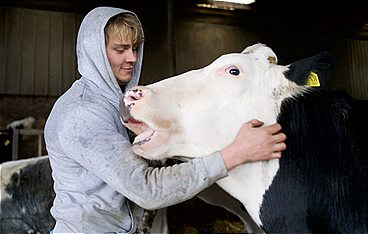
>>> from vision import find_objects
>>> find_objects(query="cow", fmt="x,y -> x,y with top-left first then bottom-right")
6,116 -> 36,130
0,156 -> 55,234
120,43 -> 368,233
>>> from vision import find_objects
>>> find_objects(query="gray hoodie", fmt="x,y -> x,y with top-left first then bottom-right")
44,6 -> 227,233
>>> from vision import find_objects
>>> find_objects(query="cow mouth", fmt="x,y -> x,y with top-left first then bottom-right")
123,117 -> 157,146
120,98 -> 170,152
133,130 -> 156,146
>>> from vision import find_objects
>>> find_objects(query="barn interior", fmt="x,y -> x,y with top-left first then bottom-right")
0,0 -> 367,233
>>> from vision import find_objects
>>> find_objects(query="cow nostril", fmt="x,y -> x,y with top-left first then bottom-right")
131,95 -> 140,101
126,95 -> 139,102
124,87 -> 152,104
125,90 -> 143,102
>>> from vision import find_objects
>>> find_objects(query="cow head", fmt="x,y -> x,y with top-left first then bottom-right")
120,43 -> 334,160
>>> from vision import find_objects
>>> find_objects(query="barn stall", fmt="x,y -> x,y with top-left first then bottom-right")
0,0 -> 367,233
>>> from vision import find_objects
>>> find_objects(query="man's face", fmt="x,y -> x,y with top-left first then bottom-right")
106,30 -> 137,86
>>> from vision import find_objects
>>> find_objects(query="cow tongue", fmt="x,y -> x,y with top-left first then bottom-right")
133,128 -> 155,146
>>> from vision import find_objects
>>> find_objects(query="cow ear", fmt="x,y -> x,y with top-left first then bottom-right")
284,51 -> 335,88
242,43 -> 278,65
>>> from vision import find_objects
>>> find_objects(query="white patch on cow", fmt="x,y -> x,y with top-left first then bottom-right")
217,159 -> 279,226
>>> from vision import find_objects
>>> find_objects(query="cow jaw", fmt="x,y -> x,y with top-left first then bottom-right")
125,118 -> 156,147
121,115 -> 172,159
133,129 -> 171,160
120,91 -> 174,160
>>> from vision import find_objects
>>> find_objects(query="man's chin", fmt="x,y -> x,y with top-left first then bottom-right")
117,77 -> 131,86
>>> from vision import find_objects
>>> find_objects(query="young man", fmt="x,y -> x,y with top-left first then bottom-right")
44,7 -> 286,233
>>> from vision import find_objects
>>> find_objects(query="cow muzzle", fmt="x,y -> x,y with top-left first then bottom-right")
120,87 -> 154,145
120,87 -> 172,159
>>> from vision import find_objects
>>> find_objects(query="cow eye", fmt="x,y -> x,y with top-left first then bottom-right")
226,66 -> 240,76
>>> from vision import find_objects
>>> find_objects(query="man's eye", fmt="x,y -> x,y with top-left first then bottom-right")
225,66 -> 240,76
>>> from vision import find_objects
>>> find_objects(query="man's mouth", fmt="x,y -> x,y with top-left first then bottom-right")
122,67 -> 133,72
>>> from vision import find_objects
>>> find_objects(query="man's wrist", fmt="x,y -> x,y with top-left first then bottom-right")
220,145 -> 242,171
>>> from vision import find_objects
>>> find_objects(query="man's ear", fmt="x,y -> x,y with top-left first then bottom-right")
284,51 -> 335,88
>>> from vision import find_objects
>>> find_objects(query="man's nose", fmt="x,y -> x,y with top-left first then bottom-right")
126,48 -> 137,63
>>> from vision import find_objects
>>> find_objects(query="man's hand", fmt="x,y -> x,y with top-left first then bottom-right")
221,119 -> 287,171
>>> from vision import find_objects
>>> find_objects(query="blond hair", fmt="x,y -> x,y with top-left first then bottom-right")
104,13 -> 143,48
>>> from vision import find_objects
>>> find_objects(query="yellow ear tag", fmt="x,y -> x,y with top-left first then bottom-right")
306,71 -> 320,87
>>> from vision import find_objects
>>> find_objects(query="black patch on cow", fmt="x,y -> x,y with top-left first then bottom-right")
284,51 -> 335,88
259,90 -> 368,233
0,157 -> 56,234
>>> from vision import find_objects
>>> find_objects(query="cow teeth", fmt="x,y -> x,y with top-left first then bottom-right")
133,129 -> 155,146
133,138 -> 151,146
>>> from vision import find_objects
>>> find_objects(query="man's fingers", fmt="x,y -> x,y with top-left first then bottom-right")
246,119 -> 264,128
264,123 -> 282,134
272,132 -> 287,143
273,142 -> 287,152
271,151 -> 282,159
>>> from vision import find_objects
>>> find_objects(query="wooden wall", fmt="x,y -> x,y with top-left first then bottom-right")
0,7 -> 81,96
346,40 -> 368,99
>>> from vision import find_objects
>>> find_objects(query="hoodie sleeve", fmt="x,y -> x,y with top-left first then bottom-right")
57,104 -> 228,210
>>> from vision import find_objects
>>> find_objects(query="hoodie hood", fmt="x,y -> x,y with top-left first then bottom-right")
76,6 -> 144,107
